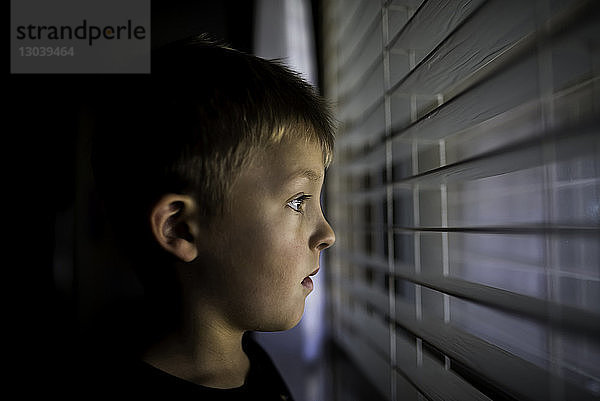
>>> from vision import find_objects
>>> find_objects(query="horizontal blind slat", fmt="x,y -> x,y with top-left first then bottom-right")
394,327 -> 492,401
343,253 -> 600,336
392,301 -> 599,401
340,305 -> 493,401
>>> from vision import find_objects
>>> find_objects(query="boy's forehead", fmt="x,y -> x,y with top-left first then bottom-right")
286,168 -> 322,182
265,137 -> 323,168
245,137 -> 325,185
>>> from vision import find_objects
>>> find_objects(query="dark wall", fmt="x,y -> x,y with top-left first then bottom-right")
152,0 -> 254,52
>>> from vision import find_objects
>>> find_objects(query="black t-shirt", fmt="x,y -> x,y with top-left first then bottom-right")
120,335 -> 294,400
62,333 -> 294,401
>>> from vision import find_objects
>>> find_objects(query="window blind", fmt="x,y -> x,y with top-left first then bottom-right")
322,0 -> 600,400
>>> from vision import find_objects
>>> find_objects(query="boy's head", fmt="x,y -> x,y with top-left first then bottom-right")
91,35 -> 336,332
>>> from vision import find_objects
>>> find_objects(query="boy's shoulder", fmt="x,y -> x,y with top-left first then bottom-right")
65,333 -> 294,401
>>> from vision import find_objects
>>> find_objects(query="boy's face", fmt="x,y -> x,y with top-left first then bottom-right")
193,136 -> 335,332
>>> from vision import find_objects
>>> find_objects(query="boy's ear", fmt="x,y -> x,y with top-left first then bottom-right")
149,194 -> 199,262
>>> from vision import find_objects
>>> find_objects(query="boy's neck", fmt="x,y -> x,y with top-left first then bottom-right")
142,308 -> 251,389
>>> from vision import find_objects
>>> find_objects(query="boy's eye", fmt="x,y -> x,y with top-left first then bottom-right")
287,194 -> 312,214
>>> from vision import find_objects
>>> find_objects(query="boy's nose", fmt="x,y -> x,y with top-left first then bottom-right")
313,217 -> 336,251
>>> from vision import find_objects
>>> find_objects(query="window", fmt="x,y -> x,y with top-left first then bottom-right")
322,0 -> 600,399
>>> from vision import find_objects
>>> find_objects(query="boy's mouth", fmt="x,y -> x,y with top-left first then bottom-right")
301,276 -> 314,291
301,267 -> 319,291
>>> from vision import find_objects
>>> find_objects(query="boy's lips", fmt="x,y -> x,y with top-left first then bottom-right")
301,276 -> 314,291
301,267 -> 319,291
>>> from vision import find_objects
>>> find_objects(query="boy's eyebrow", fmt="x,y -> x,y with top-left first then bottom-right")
288,169 -> 322,182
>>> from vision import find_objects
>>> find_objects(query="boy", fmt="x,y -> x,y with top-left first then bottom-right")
88,35 -> 335,400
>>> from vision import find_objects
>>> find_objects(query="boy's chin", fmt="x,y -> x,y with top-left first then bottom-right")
254,308 -> 305,332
